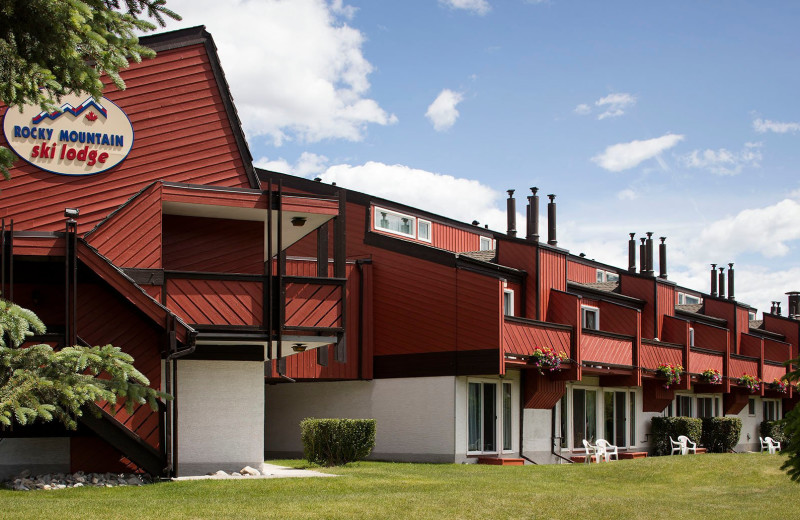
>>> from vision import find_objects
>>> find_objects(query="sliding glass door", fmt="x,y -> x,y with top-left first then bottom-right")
468,382 -> 497,453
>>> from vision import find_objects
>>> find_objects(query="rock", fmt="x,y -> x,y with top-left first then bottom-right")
126,477 -> 141,486
19,469 -> 31,478
232,472 -> 242,477
42,485 -> 52,490
214,470 -> 228,477
55,484 -> 66,490
240,466 -> 261,476
74,483 -> 84,488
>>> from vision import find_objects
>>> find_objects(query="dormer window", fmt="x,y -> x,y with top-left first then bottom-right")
374,206 -> 431,241
596,270 -> 619,283
678,292 -> 702,305
480,236 -> 493,251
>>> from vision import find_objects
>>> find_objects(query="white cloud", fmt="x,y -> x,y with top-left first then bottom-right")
255,152 -> 329,177
694,197 -> 800,259
679,142 -> 762,176
595,93 -> 637,120
753,118 -> 800,134
165,0 -> 396,146
574,92 -> 636,119
617,189 -> 637,201
439,0 -> 491,15
592,134 -> 685,172
573,103 -> 591,115
426,89 -> 465,131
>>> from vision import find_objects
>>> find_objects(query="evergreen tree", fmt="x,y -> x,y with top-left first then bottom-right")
0,0 -> 180,178
781,363 -> 800,481
0,299 -> 167,430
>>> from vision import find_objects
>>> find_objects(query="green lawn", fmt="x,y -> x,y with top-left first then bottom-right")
2,454 -> 799,519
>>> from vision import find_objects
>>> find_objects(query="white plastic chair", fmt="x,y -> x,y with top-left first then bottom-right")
670,436 -> 683,455
595,439 -> 619,462
760,437 -> 770,453
677,435 -> 697,455
582,439 -> 599,463
764,437 -> 781,454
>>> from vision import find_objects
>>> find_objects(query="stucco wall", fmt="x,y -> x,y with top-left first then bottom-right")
265,377 -> 457,462
0,438 -> 70,479
176,360 -> 264,475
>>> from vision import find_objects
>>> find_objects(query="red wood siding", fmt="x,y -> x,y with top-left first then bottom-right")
762,314 -> 800,359
656,281 -> 675,336
77,282 -> 161,448
661,315 -> 688,345
581,332 -> 633,366
87,183 -> 162,269
271,263 -> 362,380
523,373 -> 566,409
567,260 -> 597,284
496,240 -> 536,320
729,356 -> 759,380
692,322 -> 728,353
457,269 -> 503,352
539,248 -> 566,320
431,221 -> 484,252
284,281 -> 342,329
166,278 -> 262,326
641,343 -> 683,370
162,215 -> 263,273
161,184 -> 266,209
619,274 -> 655,338
764,338 -> 791,364
739,334 -> 762,359
763,363 -> 786,383
547,290 -> 579,327
0,43 -> 253,233
506,281 -> 522,316
688,350 -> 723,374
11,236 -> 65,257
503,320 -> 571,358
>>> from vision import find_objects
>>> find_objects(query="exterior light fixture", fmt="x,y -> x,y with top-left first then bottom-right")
64,208 -> 80,219
291,217 -> 307,227
292,343 -> 307,353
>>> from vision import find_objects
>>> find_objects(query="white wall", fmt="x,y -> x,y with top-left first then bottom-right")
176,360 -> 264,475
265,377 -> 457,462
0,438 -> 70,479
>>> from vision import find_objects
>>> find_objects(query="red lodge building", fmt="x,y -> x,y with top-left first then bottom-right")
0,27 -> 796,476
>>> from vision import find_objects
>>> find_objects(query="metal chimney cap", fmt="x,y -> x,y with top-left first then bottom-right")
660,237 -> 666,243
786,291 -> 800,296
629,232 -> 635,239
728,263 -> 734,269
548,194 -> 556,201
711,263 -> 717,269
718,266 -> 725,272
531,187 -> 538,194
646,232 -> 653,238
507,189 -> 515,197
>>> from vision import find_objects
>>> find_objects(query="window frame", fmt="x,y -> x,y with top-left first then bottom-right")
503,289 -> 515,317
417,219 -> 432,243
479,236 -> 493,251
581,305 -> 600,331
678,292 -> 702,306
374,206 -> 417,239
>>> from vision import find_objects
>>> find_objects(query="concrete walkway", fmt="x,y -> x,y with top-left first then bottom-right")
172,463 -> 335,481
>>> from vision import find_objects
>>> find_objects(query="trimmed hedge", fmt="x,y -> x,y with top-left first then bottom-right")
300,418 -> 376,466
701,417 -> 742,453
650,417 -> 702,456
761,420 -> 789,444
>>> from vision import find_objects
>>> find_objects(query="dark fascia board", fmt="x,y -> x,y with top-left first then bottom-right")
747,327 -> 786,342
505,315 -> 573,332
674,308 -> 728,328
566,281 -> 646,309
730,353 -> 760,363
455,254 -> 525,282
568,253 -> 626,274
139,27 -> 258,190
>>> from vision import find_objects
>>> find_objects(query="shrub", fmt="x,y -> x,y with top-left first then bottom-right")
701,417 -> 742,453
761,420 -> 790,444
650,417 -> 702,456
300,418 -> 376,466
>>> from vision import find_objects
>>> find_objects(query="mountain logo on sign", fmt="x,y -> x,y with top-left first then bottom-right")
31,98 -> 108,124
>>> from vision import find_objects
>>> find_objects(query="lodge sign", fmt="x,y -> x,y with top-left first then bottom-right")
2,94 -> 134,176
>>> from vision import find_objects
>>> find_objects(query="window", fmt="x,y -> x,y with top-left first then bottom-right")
596,270 -> 619,283
749,311 -> 757,321
678,292 -> 702,305
502,383 -> 512,451
629,392 -> 636,447
375,207 -> 415,238
479,236 -> 492,251
689,327 -> 695,347
675,395 -> 692,417
573,388 -> 597,447
418,219 -> 431,242
604,391 -> 627,447
559,394 -> 568,449
503,289 -> 515,317
764,400 -> 780,421
748,398 -> 756,416
697,397 -> 715,418
468,382 -> 496,452
582,306 -> 599,330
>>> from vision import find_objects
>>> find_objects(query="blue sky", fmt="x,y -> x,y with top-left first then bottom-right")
163,0 -> 800,315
